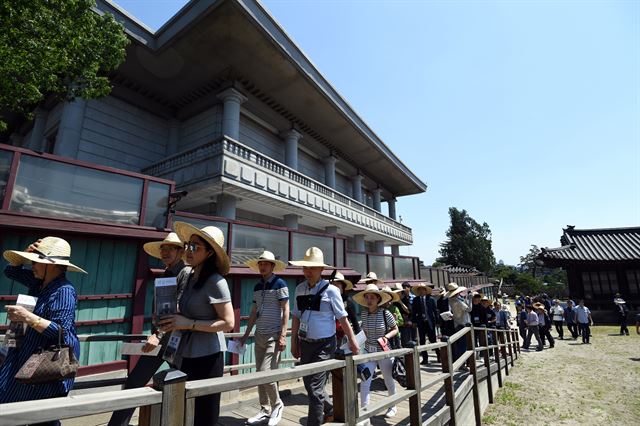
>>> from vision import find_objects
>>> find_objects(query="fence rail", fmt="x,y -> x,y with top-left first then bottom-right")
0,326 -> 521,426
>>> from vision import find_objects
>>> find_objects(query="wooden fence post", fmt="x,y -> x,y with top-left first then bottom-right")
406,343 -> 422,426
499,330 -> 509,376
479,328 -> 493,404
332,352 -> 346,423
513,329 -> 521,356
440,337 -> 457,425
505,328 -> 514,367
492,330 -> 503,388
152,369 -> 187,426
343,354 -> 358,426
466,326 -> 481,426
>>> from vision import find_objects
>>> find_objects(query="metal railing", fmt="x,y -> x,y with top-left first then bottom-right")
0,326 -> 521,426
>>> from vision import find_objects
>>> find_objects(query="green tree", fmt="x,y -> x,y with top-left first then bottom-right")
438,207 -> 496,273
519,245 -> 541,276
0,0 -> 129,131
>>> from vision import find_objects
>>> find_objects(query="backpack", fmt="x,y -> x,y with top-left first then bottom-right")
392,357 -> 408,388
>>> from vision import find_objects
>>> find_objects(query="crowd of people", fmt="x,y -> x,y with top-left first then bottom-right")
1,229 -> 637,426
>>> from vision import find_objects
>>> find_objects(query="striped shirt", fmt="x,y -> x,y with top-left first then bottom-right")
253,274 -> 289,334
1,265 -> 79,403
361,309 -> 396,353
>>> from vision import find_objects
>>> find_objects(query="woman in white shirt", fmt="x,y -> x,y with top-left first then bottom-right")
550,300 -> 565,339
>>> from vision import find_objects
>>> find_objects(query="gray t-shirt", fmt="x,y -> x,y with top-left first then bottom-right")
176,267 -> 231,358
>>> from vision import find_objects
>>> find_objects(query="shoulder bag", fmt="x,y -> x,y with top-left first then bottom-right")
15,326 -> 78,384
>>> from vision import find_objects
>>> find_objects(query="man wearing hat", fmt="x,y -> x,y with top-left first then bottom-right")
399,282 -> 416,346
411,282 -> 438,364
446,283 -> 472,362
109,232 -> 186,426
290,247 -> 359,426
239,251 -> 289,426
614,294 -> 630,336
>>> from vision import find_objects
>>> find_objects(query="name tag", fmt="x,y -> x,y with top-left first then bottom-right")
299,322 -> 309,338
163,331 -> 182,364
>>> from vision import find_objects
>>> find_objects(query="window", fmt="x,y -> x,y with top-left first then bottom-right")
0,150 -> 13,206
174,216 -> 229,244
144,182 -> 170,228
368,255 -> 392,280
291,233 -> 333,266
346,252 -> 366,276
335,239 -> 345,268
43,127 -> 58,154
232,225 -> 288,265
394,257 -> 415,280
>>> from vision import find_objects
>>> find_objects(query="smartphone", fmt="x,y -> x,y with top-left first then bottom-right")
378,337 -> 390,352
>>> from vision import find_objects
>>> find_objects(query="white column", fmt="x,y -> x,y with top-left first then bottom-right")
351,173 -> 363,203
323,154 -> 337,189
284,213 -> 299,229
28,108 -> 48,151
167,119 -> 180,155
281,129 -> 302,170
54,99 -> 86,158
388,197 -> 397,220
216,193 -> 237,219
217,87 -> 247,140
391,245 -> 400,256
325,226 -> 338,235
354,234 -> 365,252
374,240 -> 385,254
372,187 -> 382,212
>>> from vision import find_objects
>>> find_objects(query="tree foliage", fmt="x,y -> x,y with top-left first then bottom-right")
438,207 -> 496,273
493,258 -> 568,298
519,244 -> 541,276
0,0 -> 129,131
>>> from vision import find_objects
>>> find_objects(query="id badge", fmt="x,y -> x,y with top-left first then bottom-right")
163,331 -> 182,364
299,322 -> 309,338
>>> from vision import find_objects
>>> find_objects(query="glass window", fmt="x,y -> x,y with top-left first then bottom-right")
335,239 -> 345,268
232,224 -> 288,265
394,257 -> 415,280
144,182 -> 170,228
346,252 -> 366,276
368,255 -> 392,280
0,150 -> 13,207
291,233 -> 333,266
627,270 -> 639,294
10,156 -> 142,224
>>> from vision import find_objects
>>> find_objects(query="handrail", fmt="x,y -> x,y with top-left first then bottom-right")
448,325 -> 471,344
0,326 -> 523,426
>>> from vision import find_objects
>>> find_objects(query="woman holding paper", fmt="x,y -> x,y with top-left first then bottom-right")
1,237 -> 84,413
353,283 -> 399,419
156,222 -> 234,426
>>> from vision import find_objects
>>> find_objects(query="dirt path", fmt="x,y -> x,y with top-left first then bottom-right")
482,325 -> 640,425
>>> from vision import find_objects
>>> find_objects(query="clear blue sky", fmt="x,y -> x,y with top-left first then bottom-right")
114,0 -> 640,266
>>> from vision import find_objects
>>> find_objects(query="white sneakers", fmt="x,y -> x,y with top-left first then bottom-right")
268,401 -> 284,426
246,408 -> 270,425
385,406 -> 398,418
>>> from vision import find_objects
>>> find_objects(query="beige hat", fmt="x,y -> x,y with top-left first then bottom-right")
143,232 -> 183,260
174,221 -> 230,275
382,286 -> 401,303
392,282 -> 404,292
411,282 -> 433,296
481,296 -> 490,302
3,237 -> 87,274
359,271 -> 383,285
446,282 -> 468,299
533,302 -> 544,310
289,247 -> 333,268
245,250 -> 286,273
353,283 -> 392,307
332,271 -> 353,291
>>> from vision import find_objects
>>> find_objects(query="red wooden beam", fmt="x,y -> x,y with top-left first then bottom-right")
129,243 -> 150,373
77,360 -> 127,377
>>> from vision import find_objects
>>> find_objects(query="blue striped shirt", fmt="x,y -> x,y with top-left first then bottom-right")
0,265 -> 80,403
253,275 -> 288,334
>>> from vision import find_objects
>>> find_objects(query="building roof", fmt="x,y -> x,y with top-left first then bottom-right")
95,0 -> 427,198
441,265 -> 481,275
539,226 -> 640,263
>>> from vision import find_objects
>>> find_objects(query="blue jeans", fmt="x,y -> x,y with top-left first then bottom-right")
579,323 -> 591,343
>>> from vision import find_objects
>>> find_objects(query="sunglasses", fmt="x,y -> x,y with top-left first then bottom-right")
184,242 -> 205,252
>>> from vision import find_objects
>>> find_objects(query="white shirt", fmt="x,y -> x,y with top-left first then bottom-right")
293,279 -> 347,339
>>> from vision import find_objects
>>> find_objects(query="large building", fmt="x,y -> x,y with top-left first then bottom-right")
538,225 -> 640,320
0,0 -> 427,374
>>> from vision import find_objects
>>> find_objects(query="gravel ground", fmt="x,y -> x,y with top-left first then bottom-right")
482,325 -> 640,426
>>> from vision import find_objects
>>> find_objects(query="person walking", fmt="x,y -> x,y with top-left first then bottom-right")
353,284 -> 399,419
516,303 -> 527,341
1,237 -> 86,426
109,232 -> 186,426
535,304 -> 554,348
495,302 -> 509,329
550,300 -> 565,340
290,247 -> 359,426
523,305 -> 543,351
157,223 -> 234,426
437,285 -> 455,338
330,272 -> 360,343
239,251 -> 289,426
447,283 -> 471,363
564,300 -> 578,339
614,295 -> 630,336
575,300 -> 593,344
411,282 -> 438,364
398,281 -> 416,346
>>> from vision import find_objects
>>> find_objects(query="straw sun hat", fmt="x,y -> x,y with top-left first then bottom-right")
382,285 -> 401,303
245,250 -> 286,273
289,247 -> 333,268
446,282 -> 467,299
359,271 -> 383,285
3,236 -> 87,274
174,221 -> 230,275
143,232 -> 183,260
353,283 -> 392,307
332,271 -> 354,291
411,282 -> 434,296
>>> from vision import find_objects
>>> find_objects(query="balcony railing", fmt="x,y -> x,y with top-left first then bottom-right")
0,144 -> 174,229
143,137 -> 413,244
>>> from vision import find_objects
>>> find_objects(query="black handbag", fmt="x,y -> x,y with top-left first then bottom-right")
15,326 -> 78,384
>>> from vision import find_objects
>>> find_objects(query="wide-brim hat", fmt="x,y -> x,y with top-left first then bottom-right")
245,250 -> 287,273
446,282 -> 468,299
289,247 -> 333,268
143,232 -> 183,260
533,302 -> 544,310
3,236 -> 87,274
614,298 -> 626,305
353,283 -> 392,307
382,286 -> 401,303
359,271 -> 383,285
174,221 -> 230,275
332,271 -> 353,291
411,282 -> 433,296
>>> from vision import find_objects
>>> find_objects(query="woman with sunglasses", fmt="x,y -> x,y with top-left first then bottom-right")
157,222 -> 234,426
